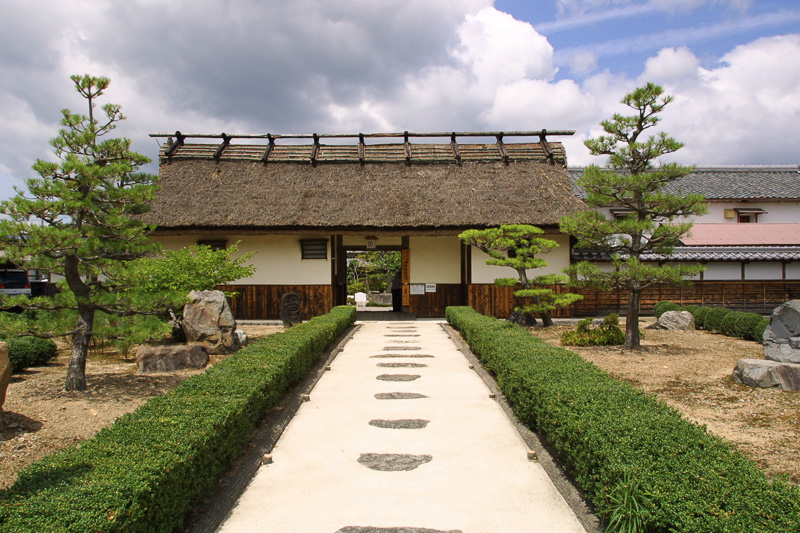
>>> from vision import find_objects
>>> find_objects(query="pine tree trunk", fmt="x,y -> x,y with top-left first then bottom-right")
65,303 -> 94,391
625,283 -> 642,350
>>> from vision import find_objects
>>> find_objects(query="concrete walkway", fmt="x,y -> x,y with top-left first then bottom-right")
217,321 -> 588,533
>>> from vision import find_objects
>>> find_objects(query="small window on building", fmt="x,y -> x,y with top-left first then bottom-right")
735,208 -> 767,223
197,239 -> 228,251
610,208 -> 635,220
301,239 -> 328,260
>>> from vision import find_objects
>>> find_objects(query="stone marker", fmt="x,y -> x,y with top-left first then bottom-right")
182,290 -> 240,355
732,358 -> 800,391
647,310 -> 695,330
280,292 -> 302,328
136,344 -> 210,373
764,300 -> 800,363
0,342 -> 11,427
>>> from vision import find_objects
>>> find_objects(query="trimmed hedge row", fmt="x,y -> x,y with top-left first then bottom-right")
446,306 -> 800,532
4,336 -> 59,372
654,301 -> 768,342
0,306 -> 356,532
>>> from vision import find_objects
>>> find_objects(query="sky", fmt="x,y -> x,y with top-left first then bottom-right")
0,0 -> 799,201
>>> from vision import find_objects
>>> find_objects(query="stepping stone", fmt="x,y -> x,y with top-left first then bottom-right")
384,334 -> 421,337
377,362 -> 427,368
377,374 -> 420,381
374,392 -> 428,400
336,526 -> 463,533
371,354 -> 434,358
383,346 -> 421,350
369,419 -> 430,429
357,453 -> 432,471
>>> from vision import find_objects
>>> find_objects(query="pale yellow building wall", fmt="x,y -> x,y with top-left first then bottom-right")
469,233 -> 571,283
409,236 -> 461,284
155,235 -> 331,285
342,235 -> 403,247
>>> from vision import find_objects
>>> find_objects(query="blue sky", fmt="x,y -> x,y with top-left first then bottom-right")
0,0 -> 798,202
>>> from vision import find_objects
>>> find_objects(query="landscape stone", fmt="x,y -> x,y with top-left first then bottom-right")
182,290 -> 240,355
382,346 -> 421,350
357,453 -> 432,471
374,392 -> 428,400
371,354 -> 434,358
337,527 -> 462,533
376,374 -> 421,381
0,343 -> 11,426
647,310 -> 695,330
136,344 -> 210,373
764,300 -> 800,363
369,419 -> 430,429
732,358 -> 800,391
234,328 -> 248,347
376,362 -> 428,368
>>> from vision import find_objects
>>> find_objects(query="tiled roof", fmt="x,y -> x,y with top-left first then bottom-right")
573,246 -> 800,262
682,224 -> 800,246
570,166 -> 800,200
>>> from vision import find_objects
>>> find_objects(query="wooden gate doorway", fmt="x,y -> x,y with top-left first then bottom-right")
332,236 -> 408,310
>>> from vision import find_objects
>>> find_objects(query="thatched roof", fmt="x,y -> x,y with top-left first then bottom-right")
143,132 -> 587,233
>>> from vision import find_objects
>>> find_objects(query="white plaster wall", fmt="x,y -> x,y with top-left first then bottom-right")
744,262 -> 783,280
703,262 -> 741,280
469,233 -> 571,283
342,235 -> 402,247
155,234 -> 331,284
409,236 -> 460,284
787,262 -> 800,279
700,202 -> 800,224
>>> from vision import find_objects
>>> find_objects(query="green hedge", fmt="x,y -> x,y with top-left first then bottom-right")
5,337 -> 58,372
654,301 -> 769,342
446,306 -> 800,532
0,306 -> 356,532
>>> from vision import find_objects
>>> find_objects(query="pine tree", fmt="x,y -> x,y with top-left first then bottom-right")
459,224 -> 582,326
0,75 -> 160,390
559,83 -> 707,349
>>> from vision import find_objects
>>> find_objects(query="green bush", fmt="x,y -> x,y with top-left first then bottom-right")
703,307 -> 732,333
0,306 -> 356,532
681,304 -> 700,316
446,306 -> 800,533
5,337 -> 58,372
653,301 -> 681,317
720,311 -> 744,337
724,312 -> 767,340
561,314 -> 625,346
752,317 -> 770,342
693,306 -> 712,329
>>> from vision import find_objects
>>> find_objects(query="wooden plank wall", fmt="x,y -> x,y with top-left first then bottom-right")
219,284 -> 333,320
471,281 -> 800,318
408,284 -> 465,317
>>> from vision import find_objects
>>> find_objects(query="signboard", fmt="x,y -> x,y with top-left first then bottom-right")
409,283 -> 425,295
425,283 -> 436,293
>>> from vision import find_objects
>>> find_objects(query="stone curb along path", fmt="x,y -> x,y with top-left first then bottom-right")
216,321 -> 591,533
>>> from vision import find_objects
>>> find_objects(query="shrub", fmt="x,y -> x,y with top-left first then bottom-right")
720,311 -> 744,337
653,301 -> 681,317
752,317 -> 770,342
681,304 -> 700,316
561,314 -> 625,346
693,306 -> 712,329
0,306 -> 356,532
729,312 -> 767,340
5,337 -> 58,372
446,306 -> 800,532
703,307 -> 732,333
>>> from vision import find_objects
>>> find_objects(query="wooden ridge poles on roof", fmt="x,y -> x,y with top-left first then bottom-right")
150,130 -> 575,165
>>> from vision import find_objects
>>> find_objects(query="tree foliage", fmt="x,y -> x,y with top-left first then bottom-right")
459,224 -> 582,326
559,83 -> 707,349
0,74 -> 160,390
346,250 -> 401,294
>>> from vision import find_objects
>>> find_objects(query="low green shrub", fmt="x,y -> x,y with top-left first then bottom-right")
681,304 -> 700,317
723,312 -> 767,341
693,306 -> 712,329
720,311 -> 744,337
446,306 -> 800,533
0,306 -> 356,532
703,307 -> 732,333
752,317 -> 770,342
561,314 -> 625,346
5,337 -> 58,372
653,301 -> 681,317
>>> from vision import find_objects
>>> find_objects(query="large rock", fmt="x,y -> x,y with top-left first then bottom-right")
182,290 -> 240,354
0,342 -> 11,427
280,292 -> 302,328
648,310 -> 695,330
763,300 -> 800,363
136,344 -> 209,373
733,358 -> 800,391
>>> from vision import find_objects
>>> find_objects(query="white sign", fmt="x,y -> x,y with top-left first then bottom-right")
409,283 -> 425,295
425,283 -> 437,293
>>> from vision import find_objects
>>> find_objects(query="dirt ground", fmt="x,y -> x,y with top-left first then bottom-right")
530,318 -> 800,485
1,321 -> 798,491
0,325 -> 283,490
